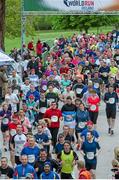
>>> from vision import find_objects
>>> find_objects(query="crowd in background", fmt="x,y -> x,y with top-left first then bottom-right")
0,30 -> 119,179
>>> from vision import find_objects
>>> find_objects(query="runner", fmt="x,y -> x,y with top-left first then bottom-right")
87,89 -> 100,128
75,102 -> 90,149
21,137 -> 40,166
40,162 -> 60,179
61,96 -> 76,135
81,131 -> 101,179
57,141 -> 78,179
34,149 -> 60,178
0,103 -> 11,151
77,160 -> 92,179
10,124 -> 27,165
34,125 -> 51,153
0,157 -> 14,179
104,85 -> 119,135
13,155 -> 37,179
44,101 -> 62,152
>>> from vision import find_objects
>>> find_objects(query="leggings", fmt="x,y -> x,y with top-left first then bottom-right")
89,111 -> 99,125
49,127 -> 59,148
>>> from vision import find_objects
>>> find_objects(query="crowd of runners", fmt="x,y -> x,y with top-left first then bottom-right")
0,30 -> 119,179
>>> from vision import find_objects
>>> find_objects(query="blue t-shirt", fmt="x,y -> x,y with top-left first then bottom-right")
55,143 -> 64,154
81,129 -> 99,140
76,110 -> 90,132
21,146 -> 40,166
81,140 -> 100,164
34,133 -> 49,144
34,133 -> 49,152
13,164 -> 37,179
40,171 -> 60,179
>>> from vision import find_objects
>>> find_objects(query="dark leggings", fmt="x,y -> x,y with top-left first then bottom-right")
61,172 -> 73,179
49,127 -> 59,148
89,111 -> 99,125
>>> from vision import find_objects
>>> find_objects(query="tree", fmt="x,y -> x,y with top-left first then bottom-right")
0,0 -> 5,50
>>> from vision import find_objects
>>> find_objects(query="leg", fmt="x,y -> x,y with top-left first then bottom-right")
110,109 -> 116,135
106,108 -> 111,134
53,128 -> 59,148
93,112 -> 99,129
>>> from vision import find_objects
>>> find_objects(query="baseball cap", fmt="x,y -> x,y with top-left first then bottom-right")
87,120 -> 93,126
44,162 -> 51,167
29,94 -> 35,99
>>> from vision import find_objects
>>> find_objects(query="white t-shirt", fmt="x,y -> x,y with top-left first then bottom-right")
12,134 -> 27,156
5,93 -> 19,113
62,90 -> 75,100
21,84 -> 30,98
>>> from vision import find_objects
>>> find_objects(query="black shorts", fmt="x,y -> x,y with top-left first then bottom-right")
85,161 -> 97,170
15,156 -> 21,165
1,124 -> 9,133
106,108 -> 116,119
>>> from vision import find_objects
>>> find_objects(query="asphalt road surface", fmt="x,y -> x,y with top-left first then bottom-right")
1,101 -> 119,179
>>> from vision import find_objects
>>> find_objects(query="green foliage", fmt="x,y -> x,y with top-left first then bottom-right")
5,0 -> 35,38
5,0 -> 21,37
51,15 -> 119,33
32,16 -> 52,30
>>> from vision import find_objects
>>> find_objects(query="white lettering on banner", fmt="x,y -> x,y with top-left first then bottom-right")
39,0 -> 115,13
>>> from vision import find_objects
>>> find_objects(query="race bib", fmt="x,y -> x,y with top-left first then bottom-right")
90,105 -> 96,111
13,89 -> 19,95
47,98 -> 54,104
116,56 -> 119,61
40,107 -> 47,113
42,85 -> 47,91
87,152 -> 95,160
109,98 -> 115,104
66,115 -> 72,121
103,72 -> 107,77
10,129 -> 16,136
85,70 -> 90,74
94,83 -> 99,89
51,116 -> 58,122
2,118 -> 9,125
76,88 -> 82,94
28,155 -> 35,163
78,122 -> 86,129
0,174 -> 7,179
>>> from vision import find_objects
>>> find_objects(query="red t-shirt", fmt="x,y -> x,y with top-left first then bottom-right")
44,108 -> 62,128
87,95 -> 100,112
60,67 -> 69,74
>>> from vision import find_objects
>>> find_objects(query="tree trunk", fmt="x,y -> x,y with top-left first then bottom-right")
0,0 -> 5,51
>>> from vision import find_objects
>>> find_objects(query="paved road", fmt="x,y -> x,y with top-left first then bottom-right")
1,101 -> 119,179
